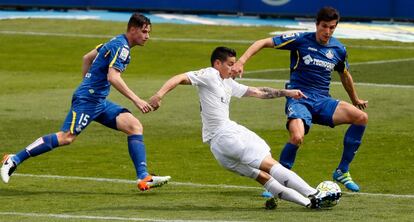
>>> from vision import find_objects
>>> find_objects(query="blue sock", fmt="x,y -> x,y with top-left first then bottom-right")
128,135 -> 148,179
279,143 -> 298,169
13,150 -> 30,165
12,133 -> 59,165
338,125 -> 366,172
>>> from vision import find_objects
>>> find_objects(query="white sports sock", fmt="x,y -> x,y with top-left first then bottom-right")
270,163 -> 317,197
264,178 -> 310,207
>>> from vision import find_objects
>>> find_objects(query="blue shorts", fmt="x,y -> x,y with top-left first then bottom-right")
60,96 -> 130,135
285,92 -> 339,134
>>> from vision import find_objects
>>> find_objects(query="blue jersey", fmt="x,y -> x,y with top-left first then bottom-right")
74,34 -> 131,100
272,32 -> 349,95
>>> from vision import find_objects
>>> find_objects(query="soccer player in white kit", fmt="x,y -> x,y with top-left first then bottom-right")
149,47 -> 340,209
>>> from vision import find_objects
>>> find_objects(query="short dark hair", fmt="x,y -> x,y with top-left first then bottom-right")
128,13 -> 151,30
210,46 -> 236,67
316,6 -> 340,25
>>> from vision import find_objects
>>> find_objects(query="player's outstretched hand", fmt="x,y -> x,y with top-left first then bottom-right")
134,98 -> 153,114
354,99 -> 368,110
285,89 -> 307,99
149,94 -> 162,111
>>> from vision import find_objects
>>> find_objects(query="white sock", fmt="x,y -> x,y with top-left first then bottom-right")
270,164 -> 317,197
264,178 -> 310,207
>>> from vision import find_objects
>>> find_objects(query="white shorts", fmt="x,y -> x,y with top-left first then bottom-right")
209,123 -> 271,179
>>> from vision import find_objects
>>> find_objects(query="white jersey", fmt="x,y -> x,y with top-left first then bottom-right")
186,67 -> 248,142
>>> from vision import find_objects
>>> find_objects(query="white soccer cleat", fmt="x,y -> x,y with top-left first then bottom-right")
308,190 -> 341,209
1,154 -> 17,183
137,175 -> 171,191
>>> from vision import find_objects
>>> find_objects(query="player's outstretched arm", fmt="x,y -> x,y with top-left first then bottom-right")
232,38 -> 274,78
149,74 -> 191,110
82,48 -> 98,77
339,70 -> 368,110
107,67 -> 153,113
243,87 -> 307,99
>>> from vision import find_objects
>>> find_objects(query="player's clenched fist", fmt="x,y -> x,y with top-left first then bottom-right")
149,94 -> 162,110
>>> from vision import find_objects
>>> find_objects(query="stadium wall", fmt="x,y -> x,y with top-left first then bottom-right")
0,0 -> 413,20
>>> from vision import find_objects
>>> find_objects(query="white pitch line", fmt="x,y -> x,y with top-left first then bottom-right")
0,30 -> 112,39
0,30 -> 253,44
238,78 -> 288,83
351,57 -> 414,65
244,68 -> 289,74
348,45 -> 414,50
345,192 -> 414,199
14,173 -> 261,190
239,78 -> 414,89
0,30 -> 414,49
14,173 -> 414,199
1,30 -> 413,86
0,30 -> 412,89
0,212 -> 235,222
243,57 -> 414,75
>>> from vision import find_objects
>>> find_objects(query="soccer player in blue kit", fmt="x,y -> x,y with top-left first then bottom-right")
1,13 -> 170,191
232,7 -> 368,192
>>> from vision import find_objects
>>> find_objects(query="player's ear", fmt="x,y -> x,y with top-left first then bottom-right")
213,59 -> 221,68
129,26 -> 139,34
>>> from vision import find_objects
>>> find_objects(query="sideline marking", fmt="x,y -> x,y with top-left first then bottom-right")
0,212 -> 233,222
0,30 -> 412,89
14,173 -> 260,190
243,57 -> 414,74
1,30 -> 414,49
14,173 -> 414,199
239,78 -> 414,89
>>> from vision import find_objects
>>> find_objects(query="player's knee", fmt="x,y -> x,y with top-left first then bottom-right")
57,132 -> 76,145
361,112 -> 368,124
126,121 -> 143,135
117,113 -> 143,135
61,136 -> 76,145
355,112 -> 368,125
256,171 -> 272,185
290,134 -> 304,146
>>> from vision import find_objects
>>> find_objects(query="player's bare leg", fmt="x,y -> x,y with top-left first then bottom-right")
1,131 -> 75,183
116,112 -> 170,191
279,119 -> 305,169
333,101 -> 368,192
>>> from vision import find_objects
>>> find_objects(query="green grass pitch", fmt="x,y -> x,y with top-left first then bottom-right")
0,19 -> 413,221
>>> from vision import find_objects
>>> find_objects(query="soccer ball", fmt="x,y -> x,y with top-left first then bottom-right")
316,181 -> 341,206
